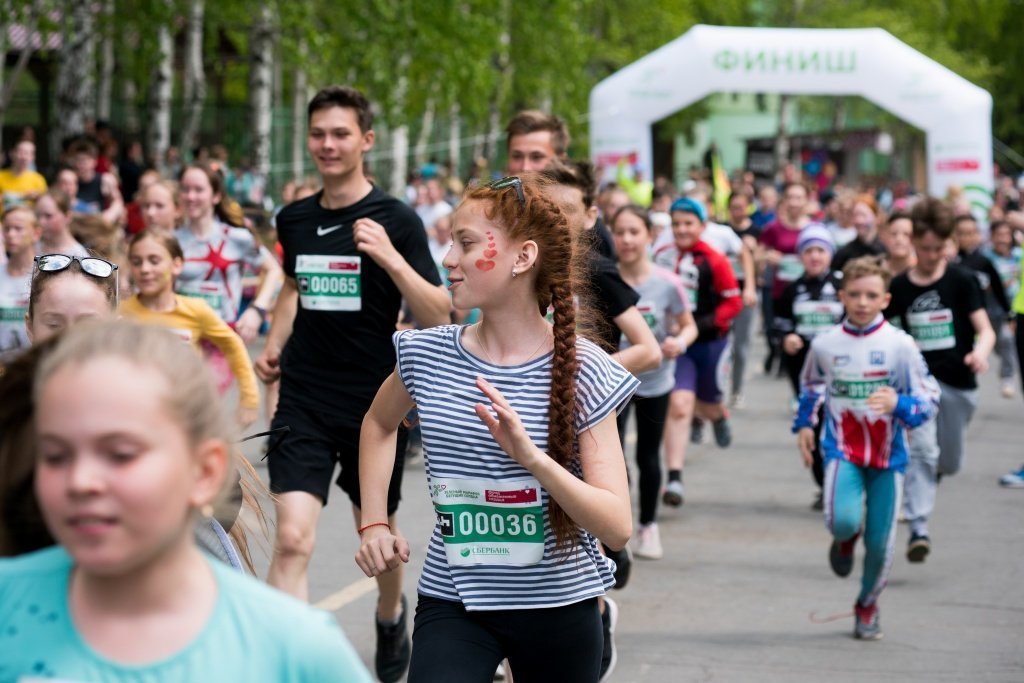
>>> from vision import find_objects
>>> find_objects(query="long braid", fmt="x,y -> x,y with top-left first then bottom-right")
547,277 -> 578,551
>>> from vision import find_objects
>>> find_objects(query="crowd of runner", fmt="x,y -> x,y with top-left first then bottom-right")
0,85 -> 1022,682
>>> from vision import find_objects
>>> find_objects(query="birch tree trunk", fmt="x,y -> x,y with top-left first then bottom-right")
290,39 -> 307,183
122,79 -> 139,137
53,0 -> 95,157
388,53 -> 412,197
0,0 -> 43,150
96,0 -> 114,121
413,97 -> 435,168
483,2 -> 511,163
146,10 -> 173,175
448,103 -> 461,178
248,3 -> 274,183
180,0 -> 206,158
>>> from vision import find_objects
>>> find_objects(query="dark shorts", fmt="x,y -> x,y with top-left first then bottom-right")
267,399 -> 407,514
674,337 -> 731,404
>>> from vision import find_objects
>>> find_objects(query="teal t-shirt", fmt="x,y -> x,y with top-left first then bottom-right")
0,547 -> 372,683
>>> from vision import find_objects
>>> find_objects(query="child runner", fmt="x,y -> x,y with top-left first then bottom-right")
794,256 -> 939,641
612,205 -> 697,560
140,178 -> 183,233
120,230 -> 260,428
35,189 -> 90,258
357,175 -> 638,682
0,321 -> 370,681
0,207 -> 39,360
953,215 -> 1013,398
886,198 -> 995,562
983,220 -> 1021,399
774,224 -> 843,509
655,197 -> 742,507
878,211 -> 914,277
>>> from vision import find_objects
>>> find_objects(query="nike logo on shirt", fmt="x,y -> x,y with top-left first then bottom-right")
317,223 -> 346,237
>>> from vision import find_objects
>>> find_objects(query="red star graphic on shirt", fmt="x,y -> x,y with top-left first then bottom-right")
186,238 -> 238,319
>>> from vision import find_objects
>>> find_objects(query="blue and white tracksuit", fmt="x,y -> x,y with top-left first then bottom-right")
794,315 -> 939,606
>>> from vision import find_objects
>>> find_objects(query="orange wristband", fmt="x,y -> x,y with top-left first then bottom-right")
358,522 -> 391,535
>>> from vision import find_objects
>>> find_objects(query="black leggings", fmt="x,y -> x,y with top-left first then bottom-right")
784,344 -> 824,488
408,595 -> 602,683
618,392 -> 670,525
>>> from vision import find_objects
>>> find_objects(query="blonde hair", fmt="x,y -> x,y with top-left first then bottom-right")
841,255 -> 892,290
31,320 -> 266,568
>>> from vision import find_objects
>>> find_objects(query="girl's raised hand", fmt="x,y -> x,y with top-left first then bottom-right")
474,376 -> 541,469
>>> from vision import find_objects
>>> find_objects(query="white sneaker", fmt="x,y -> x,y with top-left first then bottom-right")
1001,380 -> 1016,399
634,523 -> 663,560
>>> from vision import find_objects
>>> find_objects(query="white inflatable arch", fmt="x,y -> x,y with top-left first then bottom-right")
589,24 -> 993,213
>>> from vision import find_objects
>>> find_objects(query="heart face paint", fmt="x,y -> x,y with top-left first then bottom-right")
475,231 -> 498,271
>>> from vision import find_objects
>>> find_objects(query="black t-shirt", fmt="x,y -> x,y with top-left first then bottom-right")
956,249 -> 1010,314
581,233 -> 639,352
886,265 -> 984,389
591,216 -> 617,260
832,237 -> 887,273
276,186 -> 441,420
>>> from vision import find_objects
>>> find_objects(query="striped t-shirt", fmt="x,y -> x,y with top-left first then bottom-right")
395,324 -> 639,611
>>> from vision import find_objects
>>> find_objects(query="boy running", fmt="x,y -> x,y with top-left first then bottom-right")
795,256 -> 939,640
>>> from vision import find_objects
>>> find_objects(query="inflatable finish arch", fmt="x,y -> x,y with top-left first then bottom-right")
589,25 -> 993,213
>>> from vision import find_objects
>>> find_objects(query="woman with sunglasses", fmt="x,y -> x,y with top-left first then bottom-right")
0,207 -> 40,360
357,175 -> 638,682
26,253 -> 119,345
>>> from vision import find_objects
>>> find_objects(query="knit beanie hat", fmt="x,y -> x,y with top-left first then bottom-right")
797,223 -> 835,256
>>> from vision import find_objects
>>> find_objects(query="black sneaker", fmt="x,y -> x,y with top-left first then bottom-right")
712,417 -> 732,448
604,544 -> 632,590
375,595 -> 411,683
599,597 -> 618,682
829,535 -> 857,578
690,418 -> 705,445
811,492 -> 824,511
907,533 -> 931,563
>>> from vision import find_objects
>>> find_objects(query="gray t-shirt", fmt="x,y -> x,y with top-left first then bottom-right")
619,266 -> 689,397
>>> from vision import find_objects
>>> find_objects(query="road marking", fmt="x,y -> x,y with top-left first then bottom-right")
314,577 -> 378,611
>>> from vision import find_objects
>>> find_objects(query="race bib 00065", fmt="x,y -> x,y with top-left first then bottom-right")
296,255 -> 362,311
431,477 -> 545,566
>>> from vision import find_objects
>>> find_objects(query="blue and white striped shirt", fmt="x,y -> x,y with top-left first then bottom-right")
395,324 -> 639,611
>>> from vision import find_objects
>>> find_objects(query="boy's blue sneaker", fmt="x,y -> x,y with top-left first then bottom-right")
998,464 -> 1024,488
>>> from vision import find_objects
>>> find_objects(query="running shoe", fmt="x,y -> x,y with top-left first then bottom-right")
907,533 -> 931,563
375,595 -> 411,683
811,491 -> 824,511
712,417 -> 732,448
1001,379 -> 1016,399
829,535 -> 857,577
853,601 -> 883,641
998,464 -> 1024,488
599,597 -> 619,682
690,418 -> 705,444
662,480 -> 684,507
634,523 -> 663,560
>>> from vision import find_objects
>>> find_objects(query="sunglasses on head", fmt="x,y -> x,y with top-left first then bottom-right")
34,253 -> 120,303
487,176 -> 526,208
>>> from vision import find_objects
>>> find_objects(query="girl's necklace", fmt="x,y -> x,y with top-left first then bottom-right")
475,323 -> 550,366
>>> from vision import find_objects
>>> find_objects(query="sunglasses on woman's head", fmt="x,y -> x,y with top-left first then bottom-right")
487,176 -> 526,208
34,254 -> 120,303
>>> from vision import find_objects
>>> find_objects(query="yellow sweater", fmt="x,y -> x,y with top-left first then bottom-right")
120,294 -> 260,409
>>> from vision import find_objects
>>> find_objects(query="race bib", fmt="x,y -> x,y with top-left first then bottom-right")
431,477 -> 545,566
0,292 -> 29,351
793,300 -> 843,338
296,255 -> 362,311
906,309 -> 955,351
831,369 -> 891,411
637,302 -> 658,331
177,280 -> 224,313
777,254 -> 805,283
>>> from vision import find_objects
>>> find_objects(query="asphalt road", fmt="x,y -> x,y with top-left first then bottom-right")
240,340 -> 1024,683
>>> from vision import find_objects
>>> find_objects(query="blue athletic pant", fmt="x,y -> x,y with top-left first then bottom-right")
823,459 -> 903,607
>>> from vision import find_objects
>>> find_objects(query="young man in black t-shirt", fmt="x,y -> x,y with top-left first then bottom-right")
886,198 -> 994,564
254,86 -> 448,683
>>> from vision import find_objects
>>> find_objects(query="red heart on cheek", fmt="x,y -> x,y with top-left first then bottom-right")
475,259 -> 495,271
483,249 -> 497,258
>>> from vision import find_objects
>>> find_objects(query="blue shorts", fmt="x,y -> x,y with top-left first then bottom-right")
674,337 -> 731,404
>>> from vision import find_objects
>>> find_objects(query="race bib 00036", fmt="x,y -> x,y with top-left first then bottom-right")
296,255 -> 362,311
431,477 -> 545,566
